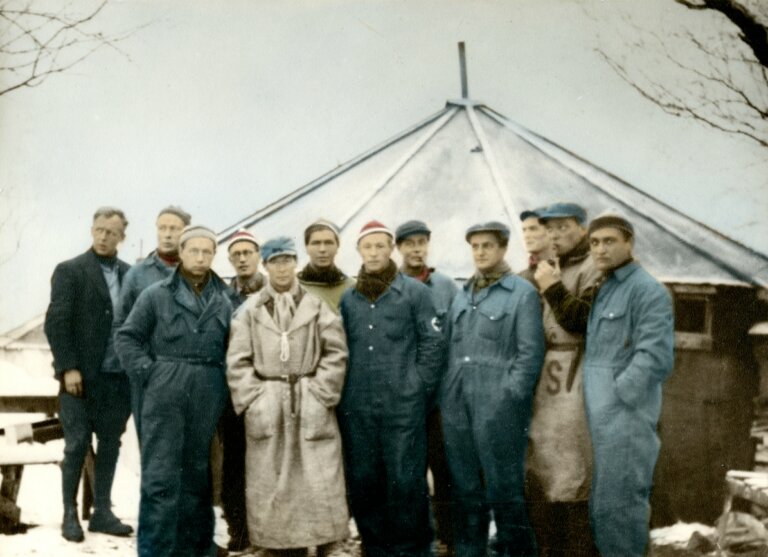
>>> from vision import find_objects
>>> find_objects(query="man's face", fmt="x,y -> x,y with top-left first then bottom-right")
590,227 -> 633,272
156,213 -> 186,255
306,229 -> 339,269
545,217 -> 586,256
357,232 -> 393,274
91,215 -> 125,257
228,241 -> 260,279
521,217 -> 550,254
470,232 -> 507,273
397,234 -> 430,269
179,237 -> 215,278
265,255 -> 297,291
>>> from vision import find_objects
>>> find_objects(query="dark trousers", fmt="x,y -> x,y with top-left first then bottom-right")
339,410 -> 433,557
441,375 -> 536,557
218,398 -> 249,549
59,372 -> 131,512
137,364 -> 227,557
526,478 -> 598,557
427,408 -> 453,549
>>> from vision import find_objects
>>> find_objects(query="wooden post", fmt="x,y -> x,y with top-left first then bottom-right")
458,42 -> 468,98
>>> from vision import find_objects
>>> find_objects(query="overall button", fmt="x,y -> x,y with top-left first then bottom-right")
464,356 -> 471,362
368,346 -> 374,351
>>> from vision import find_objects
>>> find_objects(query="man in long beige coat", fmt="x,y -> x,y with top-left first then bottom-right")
226,236 -> 349,557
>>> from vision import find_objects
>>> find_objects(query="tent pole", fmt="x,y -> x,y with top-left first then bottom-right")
458,42 -> 468,98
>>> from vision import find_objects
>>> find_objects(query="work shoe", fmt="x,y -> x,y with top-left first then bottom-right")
62,506 -> 84,542
87,508 -> 133,536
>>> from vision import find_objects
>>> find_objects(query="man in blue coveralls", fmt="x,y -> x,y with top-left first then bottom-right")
542,212 -> 674,557
115,225 -> 232,557
338,220 -> 445,557
440,221 -> 545,557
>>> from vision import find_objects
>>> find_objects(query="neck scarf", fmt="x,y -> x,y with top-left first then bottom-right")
355,259 -> 398,302
179,266 -> 211,296
236,272 -> 265,296
469,260 -> 511,292
157,251 -> 179,266
265,280 -> 300,363
401,265 -> 433,283
297,263 -> 346,285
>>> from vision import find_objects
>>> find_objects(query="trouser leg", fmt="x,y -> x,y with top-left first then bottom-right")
138,367 -> 186,557
59,391 -> 92,508
427,408 -> 453,549
176,368 -> 228,556
92,373 -> 132,510
219,398 -> 250,549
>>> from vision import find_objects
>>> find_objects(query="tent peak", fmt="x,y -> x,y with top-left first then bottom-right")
446,98 -> 484,108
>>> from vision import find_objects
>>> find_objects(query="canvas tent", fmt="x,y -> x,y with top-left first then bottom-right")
212,94 -> 768,525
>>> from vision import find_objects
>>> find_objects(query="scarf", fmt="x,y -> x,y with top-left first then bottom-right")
157,251 -> 180,266
355,259 -> 398,302
297,263 -> 346,285
559,236 -> 590,269
179,266 -> 211,296
234,272 -> 265,297
265,280 -> 300,363
469,260 -> 512,292
401,265 -> 433,284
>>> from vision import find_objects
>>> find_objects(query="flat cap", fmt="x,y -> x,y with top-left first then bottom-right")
262,236 -> 298,262
588,211 -> 635,238
519,206 -> 547,221
465,221 -> 510,243
180,225 -> 217,247
395,220 -> 431,243
539,203 -> 587,224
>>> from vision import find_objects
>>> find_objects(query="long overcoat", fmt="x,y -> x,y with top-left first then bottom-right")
226,287 -> 349,549
527,248 -> 601,501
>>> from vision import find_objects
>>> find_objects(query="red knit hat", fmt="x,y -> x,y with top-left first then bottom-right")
228,229 -> 260,251
357,220 -> 393,244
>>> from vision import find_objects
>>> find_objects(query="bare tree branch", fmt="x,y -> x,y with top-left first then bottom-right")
0,0 -> 137,97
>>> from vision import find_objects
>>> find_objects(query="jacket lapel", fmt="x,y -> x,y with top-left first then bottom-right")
83,250 -> 111,305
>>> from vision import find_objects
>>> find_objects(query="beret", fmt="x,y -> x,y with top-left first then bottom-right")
465,221 -> 510,243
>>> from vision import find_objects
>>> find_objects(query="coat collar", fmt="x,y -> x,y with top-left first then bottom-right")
249,285 -> 320,333
611,260 -> 639,282
164,266 -> 228,322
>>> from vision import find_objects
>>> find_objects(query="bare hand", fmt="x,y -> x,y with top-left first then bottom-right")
534,258 -> 561,292
63,369 -> 83,397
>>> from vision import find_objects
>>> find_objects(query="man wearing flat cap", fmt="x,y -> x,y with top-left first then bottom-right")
338,220 -> 445,557
116,225 -> 233,557
517,208 -> 555,287
395,219 -> 459,554
543,212 -> 674,557
525,202 -> 601,557
440,221 -> 545,557
298,219 -> 355,312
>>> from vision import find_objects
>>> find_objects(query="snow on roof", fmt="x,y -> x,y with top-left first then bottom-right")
211,100 -> 768,287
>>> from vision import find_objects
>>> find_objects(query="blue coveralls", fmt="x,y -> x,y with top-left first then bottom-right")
583,262 -> 674,557
338,273 -> 445,557
115,269 -> 232,557
440,274 -> 545,557
115,250 -> 176,436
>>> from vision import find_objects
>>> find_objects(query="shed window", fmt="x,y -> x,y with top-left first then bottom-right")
671,287 -> 714,351
675,297 -> 708,334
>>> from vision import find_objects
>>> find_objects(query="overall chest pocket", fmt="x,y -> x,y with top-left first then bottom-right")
595,306 -> 629,347
476,306 -> 508,340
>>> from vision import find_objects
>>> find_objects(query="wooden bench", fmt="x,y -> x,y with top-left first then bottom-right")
0,396 -> 95,533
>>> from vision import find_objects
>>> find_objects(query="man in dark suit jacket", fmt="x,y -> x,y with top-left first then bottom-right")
44,207 -> 134,543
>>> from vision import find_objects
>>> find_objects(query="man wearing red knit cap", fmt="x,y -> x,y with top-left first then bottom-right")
338,220 -> 445,557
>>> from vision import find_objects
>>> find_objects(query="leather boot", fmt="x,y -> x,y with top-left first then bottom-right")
88,507 -> 133,536
62,505 -> 84,542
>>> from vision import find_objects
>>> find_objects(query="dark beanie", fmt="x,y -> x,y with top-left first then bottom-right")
588,212 -> 634,238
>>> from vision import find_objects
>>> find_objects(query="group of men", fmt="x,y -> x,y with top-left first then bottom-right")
44,201 -> 674,557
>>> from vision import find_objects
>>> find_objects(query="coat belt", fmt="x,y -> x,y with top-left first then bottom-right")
155,355 -> 224,368
254,370 -> 316,417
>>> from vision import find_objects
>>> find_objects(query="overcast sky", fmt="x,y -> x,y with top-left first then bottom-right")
1,0 -> 766,334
